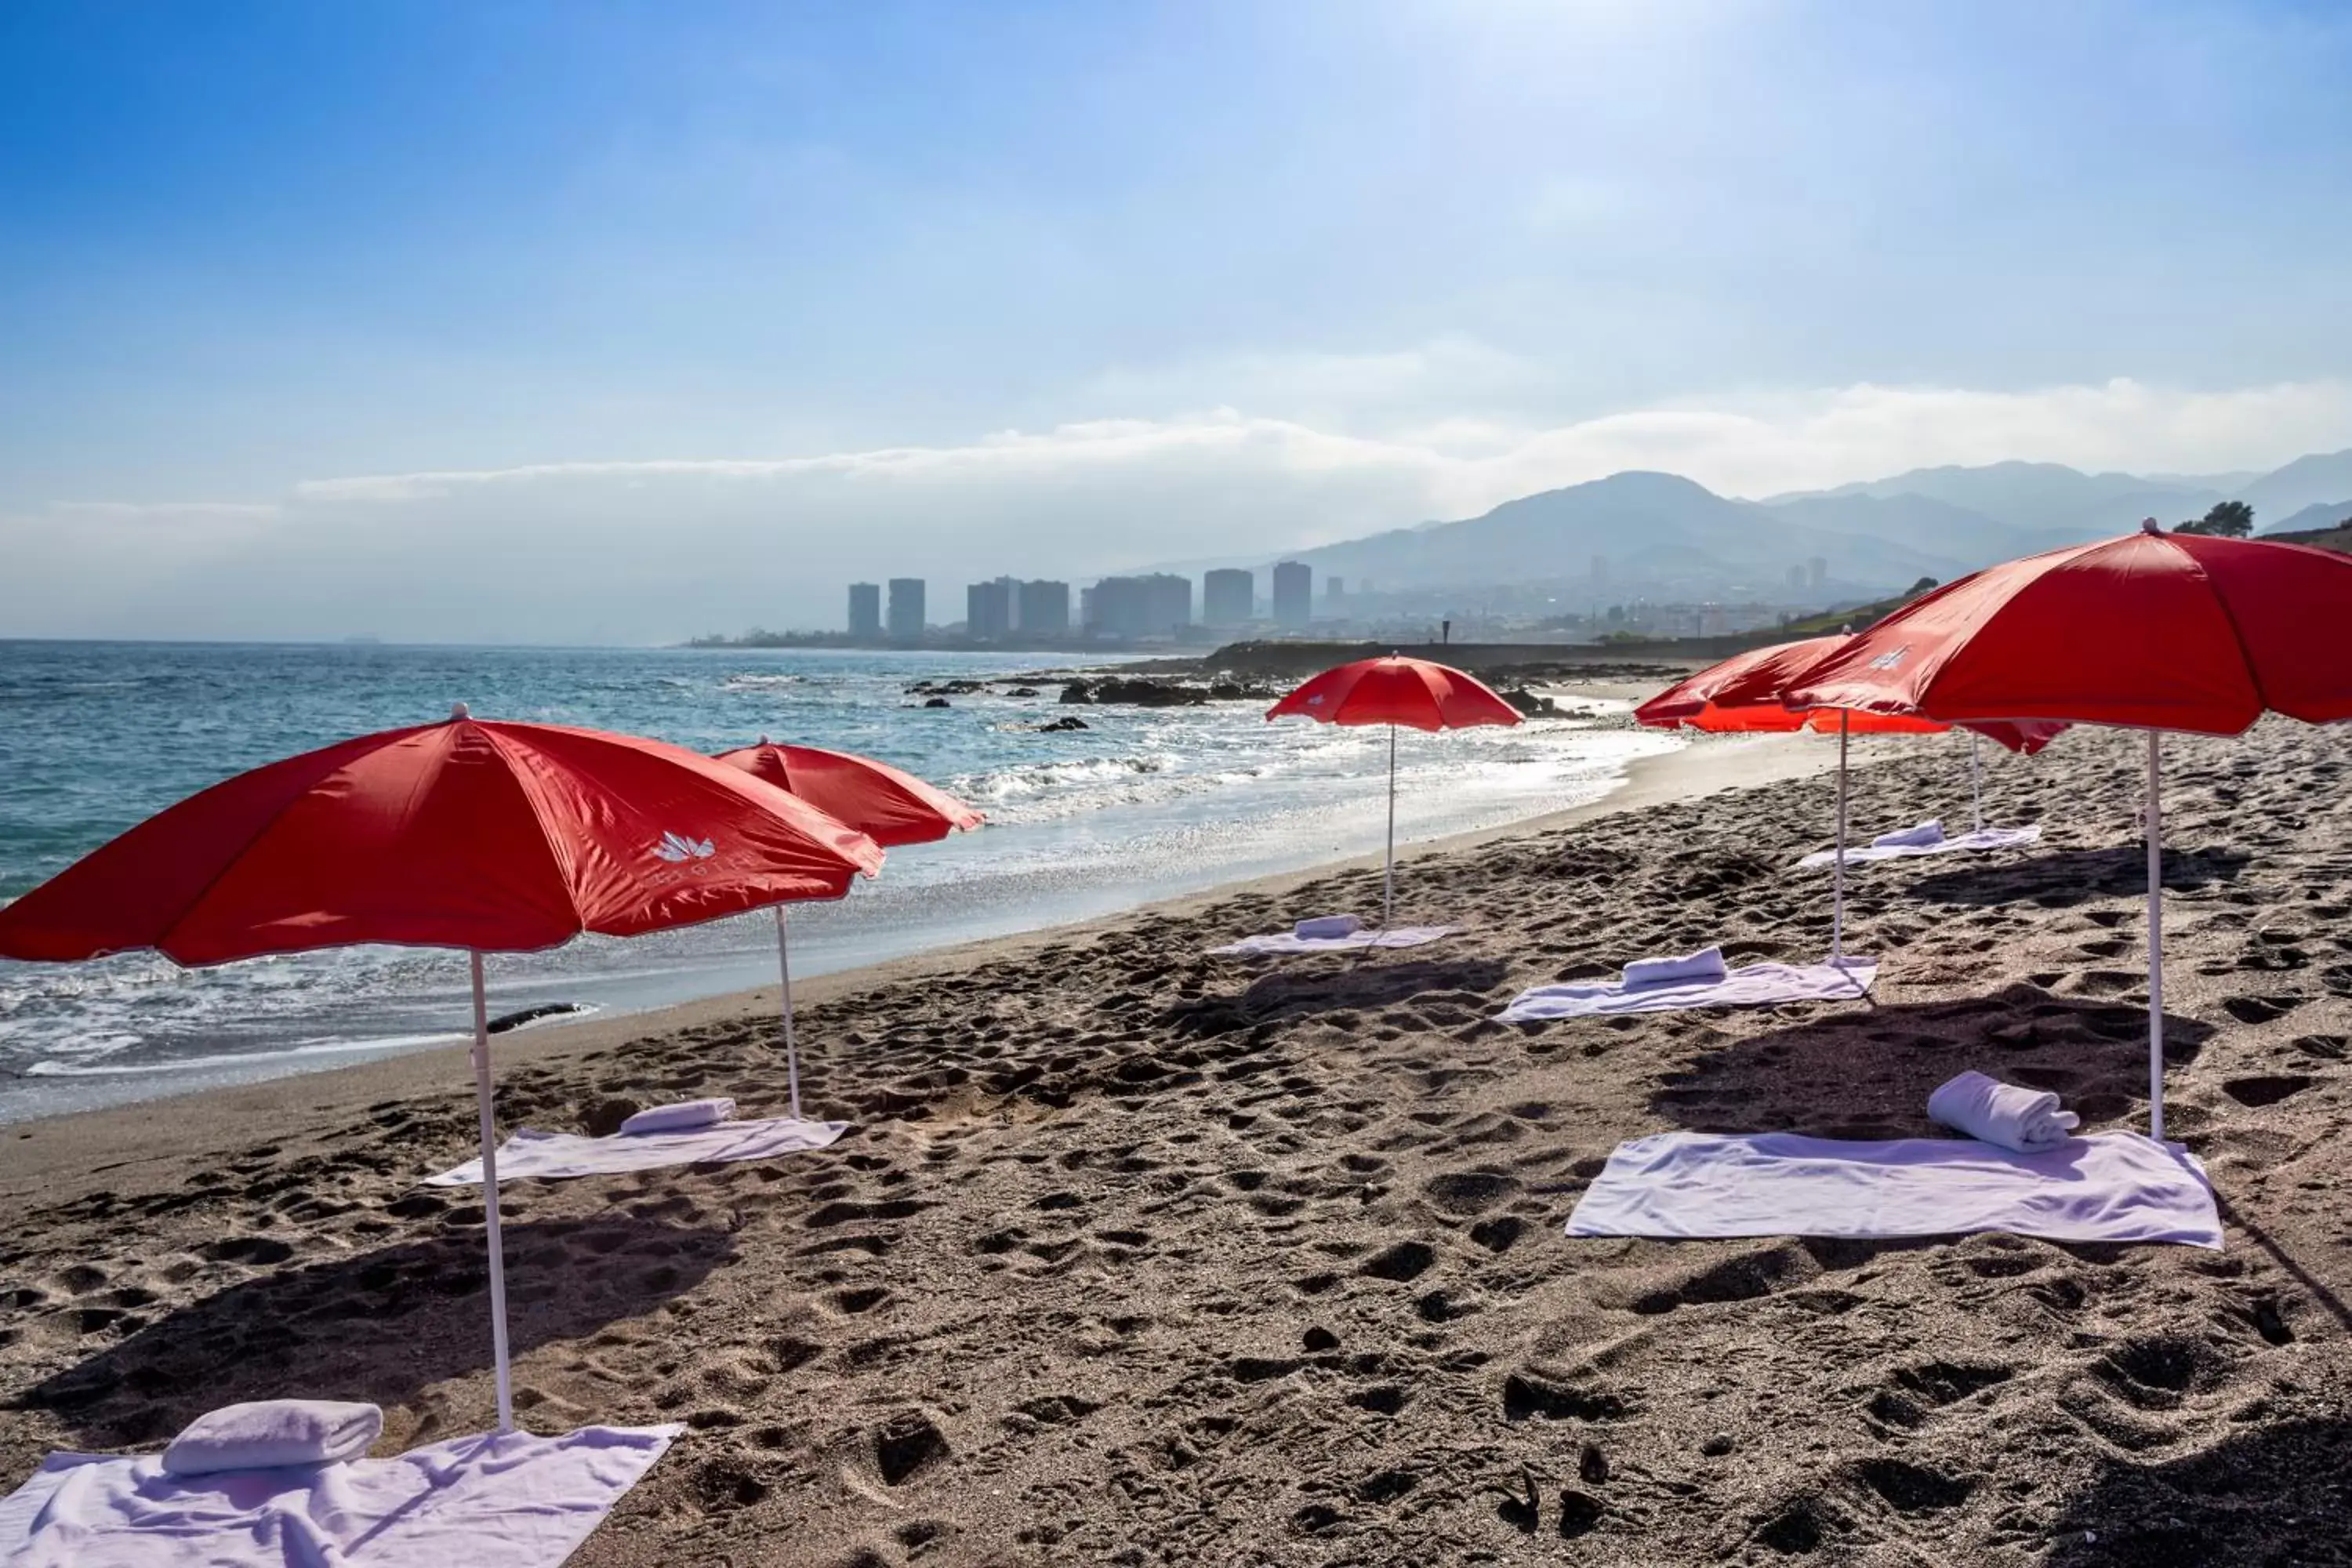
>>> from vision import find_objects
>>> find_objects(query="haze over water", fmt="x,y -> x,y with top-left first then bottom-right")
0,641 -> 1676,1122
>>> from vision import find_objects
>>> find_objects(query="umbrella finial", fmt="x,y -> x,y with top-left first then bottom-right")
758,734 -> 770,746
2141,517 -> 2161,534
449,702 -> 471,721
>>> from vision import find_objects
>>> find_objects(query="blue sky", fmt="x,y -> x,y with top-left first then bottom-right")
5,0 -> 2352,640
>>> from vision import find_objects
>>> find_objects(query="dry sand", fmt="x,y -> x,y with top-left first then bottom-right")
5,721 -> 2351,1566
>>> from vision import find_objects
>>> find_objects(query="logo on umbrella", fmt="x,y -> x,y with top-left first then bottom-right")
1867,645 -> 1911,671
652,831 -> 717,863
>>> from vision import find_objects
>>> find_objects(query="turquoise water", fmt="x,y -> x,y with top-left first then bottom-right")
0,641 -> 1678,1120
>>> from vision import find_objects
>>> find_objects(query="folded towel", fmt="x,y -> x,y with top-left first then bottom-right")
1928,1069 -> 2079,1153
619,1098 -> 736,1136
162,1400 -> 383,1475
1293,914 -> 1364,940
1872,819 -> 1946,849
1622,946 -> 1729,989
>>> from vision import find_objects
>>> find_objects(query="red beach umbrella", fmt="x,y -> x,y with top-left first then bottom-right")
1638,635 -> 2064,962
1265,656 -> 1522,928
715,738 -> 982,1117
0,706 -> 884,1432
1784,522 -> 2352,1137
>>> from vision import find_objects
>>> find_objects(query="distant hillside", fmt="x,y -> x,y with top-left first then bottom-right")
1767,459 -> 2220,542
2264,499 -> 2352,537
2241,449 -> 2352,521
1276,470 -> 1970,598
1168,445 -> 2352,606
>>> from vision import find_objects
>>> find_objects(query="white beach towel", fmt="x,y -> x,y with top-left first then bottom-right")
1566,1131 -> 2220,1247
1622,946 -> 1729,989
1209,925 -> 1457,956
162,1402 -> 383,1476
1927,1069 -> 2079,1153
1873,818 -> 1946,849
423,1117 -> 847,1186
617,1097 -> 735,1136
1796,823 -> 2041,869
0,1424 -> 682,1567
1293,914 -> 1363,940
1497,959 -> 1877,1021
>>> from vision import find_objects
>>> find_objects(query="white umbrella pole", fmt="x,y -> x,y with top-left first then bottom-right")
469,951 -> 516,1434
2145,731 -> 2166,1142
1969,731 -> 1984,835
775,905 -> 801,1121
1831,712 -> 1850,964
1381,722 -> 1397,931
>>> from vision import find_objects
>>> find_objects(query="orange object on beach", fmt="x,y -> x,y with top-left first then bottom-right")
714,736 -> 982,1120
0,706 -> 884,1436
1266,655 -> 1521,929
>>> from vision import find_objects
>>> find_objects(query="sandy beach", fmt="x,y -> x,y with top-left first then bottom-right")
5,720 -> 2349,1566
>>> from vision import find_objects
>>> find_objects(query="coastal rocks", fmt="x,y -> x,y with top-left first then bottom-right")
1033,715 -> 1088,731
1501,688 -> 1559,717
902,679 -> 986,696
922,697 -> 952,709
1058,675 -> 1280,706
485,1002 -> 590,1035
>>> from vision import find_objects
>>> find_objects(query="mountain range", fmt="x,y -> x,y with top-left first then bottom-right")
1250,448 -> 2352,603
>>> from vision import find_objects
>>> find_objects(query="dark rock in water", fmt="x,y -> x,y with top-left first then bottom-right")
486,1002 -> 589,1034
1502,688 -> 1559,717
1035,714 -> 1089,731
923,697 -> 952,708
904,678 -> 985,695
1005,685 -> 1040,696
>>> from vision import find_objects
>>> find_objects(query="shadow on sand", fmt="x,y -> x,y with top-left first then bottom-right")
1642,985 -> 2216,1140
1163,958 -> 1512,1038
1905,845 -> 2249,909
14,1216 -> 732,1446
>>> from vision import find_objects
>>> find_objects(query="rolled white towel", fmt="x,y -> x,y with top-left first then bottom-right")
1621,946 -> 1729,989
1928,1069 -> 2080,1153
162,1400 -> 383,1475
1872,819 -> 1946,849
1294,914 -> 1364,940
619,1098 -> 737,1136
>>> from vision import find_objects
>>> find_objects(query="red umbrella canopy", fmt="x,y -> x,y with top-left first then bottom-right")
1784,524 -> 2352,735
1639,634 -> 2066,753
0,710 -> 886,967
1265,655 -> 1523,731
713,738 -> 983,848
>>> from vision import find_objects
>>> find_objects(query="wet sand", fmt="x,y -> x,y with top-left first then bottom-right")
4,721 -> 2350,1566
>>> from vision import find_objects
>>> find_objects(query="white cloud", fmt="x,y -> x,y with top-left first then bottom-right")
7,375 -> 2345,644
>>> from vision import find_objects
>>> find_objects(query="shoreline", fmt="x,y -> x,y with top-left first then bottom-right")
0,724 -> 1853,1203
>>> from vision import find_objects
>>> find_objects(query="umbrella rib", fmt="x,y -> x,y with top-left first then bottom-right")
474,724 -> 596,941
2174,546 -> 2275,721
148,740 -> 398,967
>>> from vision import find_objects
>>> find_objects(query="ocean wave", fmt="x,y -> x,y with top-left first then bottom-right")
25,1030 -> 470,1076
720,673 -> 807,691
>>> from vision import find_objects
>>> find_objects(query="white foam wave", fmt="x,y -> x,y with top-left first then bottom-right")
25,1031 -> 470,1076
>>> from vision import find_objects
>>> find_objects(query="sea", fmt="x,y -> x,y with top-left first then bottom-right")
0,641 -> 1681,1123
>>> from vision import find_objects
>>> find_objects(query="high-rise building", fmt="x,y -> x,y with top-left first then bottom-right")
886,578 -> 926,641
1326,575 -> 1345,610
1202,568 -> 1254,628
966,579 -> 1011,641
1786,564 -> 1806,591
1807,556 -> 1828,589
1271,561 -> 1312,629
1017,579 -> 1070,636
848,582 -> 882,638
1086,573 -> 1193,638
